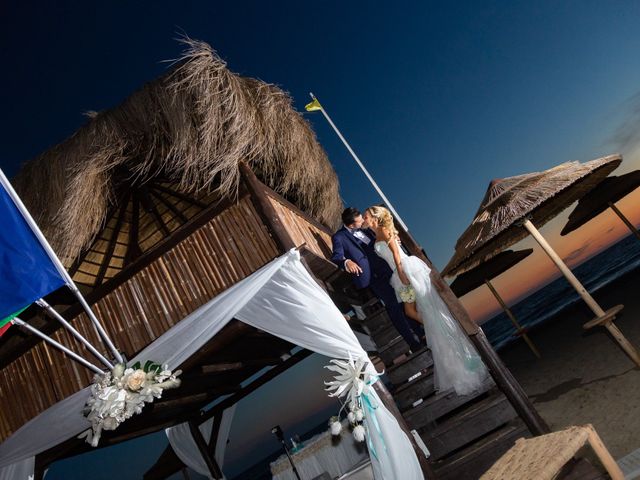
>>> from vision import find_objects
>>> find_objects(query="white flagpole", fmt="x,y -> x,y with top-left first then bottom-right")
36,299 -> 114,369
12,318 -> 104,375
308,93 -> 409,231
0,168 -> 123,364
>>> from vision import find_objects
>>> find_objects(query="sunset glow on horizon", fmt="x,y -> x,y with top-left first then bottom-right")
458,150 -> 640,324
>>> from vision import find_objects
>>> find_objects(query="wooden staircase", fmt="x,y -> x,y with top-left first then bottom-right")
359,300 -> 605,480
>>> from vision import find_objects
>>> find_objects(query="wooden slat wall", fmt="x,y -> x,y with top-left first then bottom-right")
267,195 -> 334,260
0,196 -> 279,441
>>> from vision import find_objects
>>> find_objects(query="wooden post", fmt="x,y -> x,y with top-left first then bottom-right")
395,223 -> 550,435
524,219 -> 640,367
484,279 -> 541,359
373,382 -> 437,479
240,162 -> 296,252
188,420 -> 224,479
609,201 -> 640,241
586,425 -> 624,480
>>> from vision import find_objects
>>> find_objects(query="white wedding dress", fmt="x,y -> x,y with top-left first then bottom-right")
375,240 -> 491,396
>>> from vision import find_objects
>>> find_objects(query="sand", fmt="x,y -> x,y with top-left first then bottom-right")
498,266 -> 640,459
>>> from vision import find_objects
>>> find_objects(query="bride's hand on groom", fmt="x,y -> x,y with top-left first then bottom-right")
345,259 -> 363,276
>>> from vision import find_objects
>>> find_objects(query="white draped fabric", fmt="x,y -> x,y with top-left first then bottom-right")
0,250 -> 423,480
165,405 -> 236,479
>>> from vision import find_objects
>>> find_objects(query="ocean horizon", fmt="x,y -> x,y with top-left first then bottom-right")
481,232 -> 640,350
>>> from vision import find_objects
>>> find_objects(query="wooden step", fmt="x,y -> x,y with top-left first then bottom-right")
378,336 -> 410,365
368,323 -> 401,347
404,380 -> 495,430
433,420 -> 529,480
385,348 -> 433,386
361,308 -> 390,332
394,370 -> 436,411
421,393 -> 518,460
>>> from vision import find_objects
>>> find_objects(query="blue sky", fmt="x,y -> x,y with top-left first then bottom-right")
4,1 -> 640,478
3,1 -> 640,269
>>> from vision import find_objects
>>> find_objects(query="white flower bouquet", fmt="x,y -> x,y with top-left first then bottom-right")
324,357 -> 374,443
80,361 -> 181,446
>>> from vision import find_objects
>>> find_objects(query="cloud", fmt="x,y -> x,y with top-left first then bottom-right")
608,92 -> 640,153
563,240 -> 593,264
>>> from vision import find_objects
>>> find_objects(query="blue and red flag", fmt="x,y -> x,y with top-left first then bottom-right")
0,173 -> 66,335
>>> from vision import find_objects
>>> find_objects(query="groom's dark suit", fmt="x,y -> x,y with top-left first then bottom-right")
331,226 -> 423,350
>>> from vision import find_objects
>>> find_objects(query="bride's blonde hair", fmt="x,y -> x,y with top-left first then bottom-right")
366,206 -> 398,238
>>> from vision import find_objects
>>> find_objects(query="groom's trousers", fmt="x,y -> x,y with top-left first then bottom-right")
368,278 -> 424,352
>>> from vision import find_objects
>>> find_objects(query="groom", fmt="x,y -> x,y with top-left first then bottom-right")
331,207 -> 424,351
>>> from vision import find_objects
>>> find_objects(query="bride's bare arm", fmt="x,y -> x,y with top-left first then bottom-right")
386,232 -> 411,285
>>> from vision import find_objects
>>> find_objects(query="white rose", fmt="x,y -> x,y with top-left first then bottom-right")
126,370 -> 146,391
355,409 -> 364,422
347,412 -> 356,423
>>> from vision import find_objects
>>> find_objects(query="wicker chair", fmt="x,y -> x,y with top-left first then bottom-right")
480,424 -> 623,480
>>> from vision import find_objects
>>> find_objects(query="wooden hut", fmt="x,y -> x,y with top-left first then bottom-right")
0,40 -> 590,479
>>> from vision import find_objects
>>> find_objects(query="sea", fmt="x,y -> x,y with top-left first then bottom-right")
482,233 -> 640,350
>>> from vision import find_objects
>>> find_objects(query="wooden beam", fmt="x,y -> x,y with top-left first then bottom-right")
207,409 -> 224,457
95,192 -> 130,286
124,191 -> 143,265
240,162 -> 296,252
140,186 -> 171,237
470,330 -> 549,435
199,348 -> 314,423
201,357 -> 282,373
150,189 -> 189,224
152,182 -> 208,209
188,420 -> 224,479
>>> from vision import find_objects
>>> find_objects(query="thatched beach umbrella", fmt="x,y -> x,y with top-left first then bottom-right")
443,155 -> 640,366
561,170 -> 640,240
450,249 -> 540,358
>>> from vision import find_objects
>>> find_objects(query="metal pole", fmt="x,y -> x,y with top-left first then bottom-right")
280,439 -> 302,480
36,299 -> 114,369
12,318 -> 103,374
0,168 -> 123,364
308,93 -> 409,231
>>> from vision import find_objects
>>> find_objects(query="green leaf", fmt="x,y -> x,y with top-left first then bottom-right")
144,360 -> 154,372
131,361 -> 141,370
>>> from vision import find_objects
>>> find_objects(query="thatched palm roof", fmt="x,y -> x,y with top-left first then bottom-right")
443,155 -> 621,277
11,39 -> 342,284
561,169 -> 640,236
449,248 -> 533,297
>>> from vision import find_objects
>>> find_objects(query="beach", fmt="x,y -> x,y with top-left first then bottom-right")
498,263 -> 640,459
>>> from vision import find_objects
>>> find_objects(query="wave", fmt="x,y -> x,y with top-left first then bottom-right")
482,233 -> 640,349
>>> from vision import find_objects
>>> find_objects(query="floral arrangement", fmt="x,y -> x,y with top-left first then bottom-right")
398,283 -> 417,303
79,361 -> 181,446
324,356 -> 374,443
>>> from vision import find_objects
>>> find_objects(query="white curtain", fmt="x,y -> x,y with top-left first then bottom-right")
0,250 -> 423,480
165,405 -> 236,479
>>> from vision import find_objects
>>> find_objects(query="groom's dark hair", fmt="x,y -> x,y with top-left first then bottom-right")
342,207 -> 361,226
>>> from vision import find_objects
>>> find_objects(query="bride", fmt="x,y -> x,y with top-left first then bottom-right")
363,206 -> 490,396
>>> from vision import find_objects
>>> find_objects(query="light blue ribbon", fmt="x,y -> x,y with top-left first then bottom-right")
361,378 -> 388,461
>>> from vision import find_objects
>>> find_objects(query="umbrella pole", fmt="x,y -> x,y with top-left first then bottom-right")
522,219 -> 640,367
608,202 -> 640,241
484,279 -> 541,359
